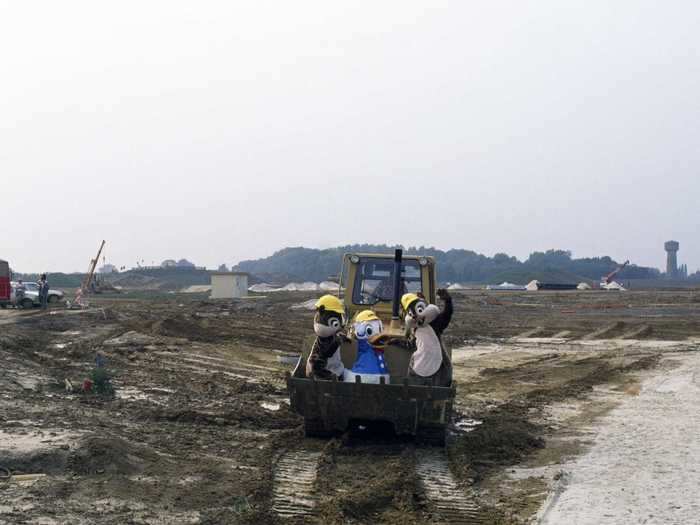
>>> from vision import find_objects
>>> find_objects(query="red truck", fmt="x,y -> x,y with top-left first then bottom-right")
0,259 -> 10,308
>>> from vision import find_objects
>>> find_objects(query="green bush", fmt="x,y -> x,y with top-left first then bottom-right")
90,367 -> 114,396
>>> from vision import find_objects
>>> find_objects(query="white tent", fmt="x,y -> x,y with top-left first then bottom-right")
289,298 -> 319,311
526,280 -> 540,291
249,281 -> 326,293
602,281 -> 626,291
487,282 -> 527,291
280,282 -> 319,291
319,281 -> 339,291
248,283 -> 279,293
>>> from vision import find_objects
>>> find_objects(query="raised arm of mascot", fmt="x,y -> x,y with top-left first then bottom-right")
401,288 -> 453,385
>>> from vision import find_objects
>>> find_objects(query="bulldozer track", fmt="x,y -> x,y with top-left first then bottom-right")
416,449 -> 482,524
271,450 -> 322,519
271,445 -> 482,522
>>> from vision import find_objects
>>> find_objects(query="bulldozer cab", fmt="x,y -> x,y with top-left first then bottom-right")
333,251 -> 445,378
340,252 -> 436,333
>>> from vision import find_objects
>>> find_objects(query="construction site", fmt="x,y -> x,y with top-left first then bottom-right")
5,1 -> 700,521
1,245 -> 699,524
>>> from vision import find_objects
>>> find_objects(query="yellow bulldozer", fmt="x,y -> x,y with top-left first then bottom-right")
286,249 -> 455,445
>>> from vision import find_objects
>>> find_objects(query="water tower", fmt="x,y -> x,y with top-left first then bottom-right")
664,240 -> 679,277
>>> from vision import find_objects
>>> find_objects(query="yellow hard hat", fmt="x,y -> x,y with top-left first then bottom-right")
354,309 -> 380,323
315,295 -> 345,315
401,293 -> 420,311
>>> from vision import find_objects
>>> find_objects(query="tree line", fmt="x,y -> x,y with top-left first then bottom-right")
234,245 -> 661,284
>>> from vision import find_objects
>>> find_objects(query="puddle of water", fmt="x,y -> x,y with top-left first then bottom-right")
114,386 -> 169,406
144,387 -> 176,394
454,418 -> 483,432
543,403 -> 583,423
277,354 -> 300,366
25,517 -> 60,525
507,464 -> 570,481
2,419 -> 39,427
167,362 -> 258,382
0,502 -> 36,514
115,387 -> 150,401
0,429 -> 82,454
129,475 -> 160,483
178,353 -> 279,373
11,373 -> 49,391
177,475 -> 203,485
93,498 -> 147,512
134,510 -> 201,524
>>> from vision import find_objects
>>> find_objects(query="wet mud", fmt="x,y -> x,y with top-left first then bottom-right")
0,290 -> 698,523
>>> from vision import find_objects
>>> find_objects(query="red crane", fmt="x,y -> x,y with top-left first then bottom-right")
601,260 -> 629,285
0,259 -> 10,307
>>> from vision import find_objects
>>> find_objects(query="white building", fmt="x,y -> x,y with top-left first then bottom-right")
210,272 -> 249,299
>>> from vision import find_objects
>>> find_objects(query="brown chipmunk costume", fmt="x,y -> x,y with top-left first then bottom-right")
401,288 -> 453,385
306,295 -> 346,380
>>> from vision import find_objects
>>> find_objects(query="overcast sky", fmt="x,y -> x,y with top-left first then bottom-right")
2,1 -> 698,273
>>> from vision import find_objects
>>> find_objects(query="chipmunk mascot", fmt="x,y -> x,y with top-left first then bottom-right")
401,288 -> 453,385
306,295 -> 347,380
343,310 -> 390,384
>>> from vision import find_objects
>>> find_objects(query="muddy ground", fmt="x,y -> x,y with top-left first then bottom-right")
1,290 -> 699,524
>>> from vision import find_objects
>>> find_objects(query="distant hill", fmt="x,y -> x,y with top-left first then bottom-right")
234,245 -> 661,285
16,246 -> 664,290
15,272 -> 84,288
17,267 -> 213,291
105,267 -> 211,290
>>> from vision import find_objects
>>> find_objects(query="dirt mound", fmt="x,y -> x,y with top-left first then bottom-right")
110,273 -> 161,289
315,444 -> 425,524
151,315 -> 219,342
19,314 -> 92,333
144,401 -> 299,430
1,445 -> 71,475
451,409 -> 544,482
69,436 -> 160,475
0,331 -> 36,351
523,355 -> 660,403
336,459 -> 417,521
104,331 -> 158,347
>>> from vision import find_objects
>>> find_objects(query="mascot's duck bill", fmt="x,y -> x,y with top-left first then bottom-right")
343,310 -> 390,384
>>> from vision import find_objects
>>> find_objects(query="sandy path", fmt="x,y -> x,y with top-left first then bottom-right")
540,352 -> 700,525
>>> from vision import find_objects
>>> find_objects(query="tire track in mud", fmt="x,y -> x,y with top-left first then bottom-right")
416,448 -> 482,524
153,351 -> 261,382
270,443 -> 483,523
272,450 -> 322,519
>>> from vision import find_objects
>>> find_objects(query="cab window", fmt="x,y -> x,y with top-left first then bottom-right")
352,259 -> 422,305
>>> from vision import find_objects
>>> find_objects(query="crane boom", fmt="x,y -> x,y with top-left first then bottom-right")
602,260 -> 629,284
80,240 -> 106,293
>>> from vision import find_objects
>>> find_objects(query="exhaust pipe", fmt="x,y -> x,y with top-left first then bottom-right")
391,248 -> 403,321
